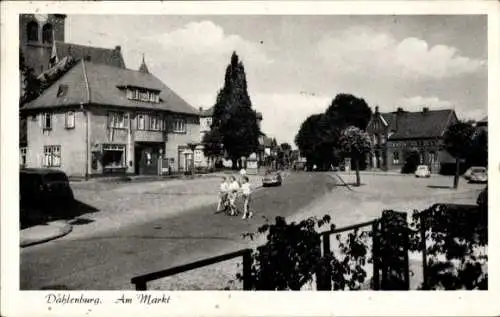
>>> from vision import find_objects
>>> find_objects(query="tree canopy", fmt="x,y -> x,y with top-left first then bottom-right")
443,121 -> 476,188
443,122 -> 476,159
294,94 -> 373,168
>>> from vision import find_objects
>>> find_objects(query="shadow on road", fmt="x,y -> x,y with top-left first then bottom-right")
427,185 -> 454,189
20,199 -> 99,230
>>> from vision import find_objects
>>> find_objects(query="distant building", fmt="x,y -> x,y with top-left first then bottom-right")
366,106 -> 459,172
21,57 -> 200,177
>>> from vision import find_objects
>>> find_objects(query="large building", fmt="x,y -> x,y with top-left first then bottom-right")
366,106 -> 459,172
20,15 -> 200,177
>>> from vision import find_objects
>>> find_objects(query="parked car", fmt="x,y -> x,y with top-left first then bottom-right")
469,167 -> 487,184
464,166 -> 487,181
20,168 -> 74,211
415,165 -> 431,178
262,170 -> 282,187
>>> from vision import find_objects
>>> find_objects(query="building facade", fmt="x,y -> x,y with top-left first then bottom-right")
366,107 -> 458,173
21,58 -> 200,177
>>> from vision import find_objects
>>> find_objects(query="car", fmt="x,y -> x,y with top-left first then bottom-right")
469,168 -> 487,184
262,170 -> 282,187
415,165 -> 431,178
20,168 -> 74,211
464,166 -> 487,180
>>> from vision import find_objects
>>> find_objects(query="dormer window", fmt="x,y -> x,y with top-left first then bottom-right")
127,87 -> 160,103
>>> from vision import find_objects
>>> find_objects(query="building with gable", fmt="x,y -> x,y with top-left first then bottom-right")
22,56 -> 201,177
366,106 -> 459,173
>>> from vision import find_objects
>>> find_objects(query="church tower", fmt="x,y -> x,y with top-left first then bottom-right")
20,14 -> 66,76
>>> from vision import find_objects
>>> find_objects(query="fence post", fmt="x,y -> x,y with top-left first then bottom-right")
420,212 -> 428,290
242,249 -> 252,290
372,221 -> 380,290
380,210 -> 410,290
315,232 -> 332,291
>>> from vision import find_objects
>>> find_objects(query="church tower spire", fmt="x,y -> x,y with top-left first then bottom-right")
139,54 -> 150,74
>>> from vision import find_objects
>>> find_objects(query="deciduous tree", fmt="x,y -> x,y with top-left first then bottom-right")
443,122 -> 475,188
338,126 -> 372,186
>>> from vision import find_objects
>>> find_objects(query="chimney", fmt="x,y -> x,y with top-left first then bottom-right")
423,107 -> 429,114
375,106 -> 379,114
199,107 -> 203,113
396,107 -> 404,113
114,45 -> 121,52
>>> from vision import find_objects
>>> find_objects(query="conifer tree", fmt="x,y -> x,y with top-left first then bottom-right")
208,52 -> 261,169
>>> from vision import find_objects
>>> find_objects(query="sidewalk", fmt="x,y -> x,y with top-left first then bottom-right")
22,173 -> 267,246
20,220 -> 73,248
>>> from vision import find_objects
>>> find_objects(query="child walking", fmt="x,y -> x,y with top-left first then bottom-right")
216,176 -> 229,214
228,175 -> 240,216
240,176 -> 253,219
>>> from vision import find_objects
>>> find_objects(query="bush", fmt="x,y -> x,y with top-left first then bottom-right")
401,149 -> 420,174
409,203 -> 487,290
236,215 -> 372,290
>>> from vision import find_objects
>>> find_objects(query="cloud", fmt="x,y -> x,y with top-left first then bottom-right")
318,27 -> 485,80
142,20 -> 272,66
252,93 -> 331,147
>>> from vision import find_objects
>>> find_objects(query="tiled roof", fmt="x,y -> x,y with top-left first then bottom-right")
382,109 -> 456,140
54,42 -> 126,69
23,60 -> 199,115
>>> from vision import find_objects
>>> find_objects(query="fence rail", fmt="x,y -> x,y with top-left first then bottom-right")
130,203 -> 484,291
131,248 -> 252,291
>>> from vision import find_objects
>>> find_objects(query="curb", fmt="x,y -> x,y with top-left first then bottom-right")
20,222 -> 73,248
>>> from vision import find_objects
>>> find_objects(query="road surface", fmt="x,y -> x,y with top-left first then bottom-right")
20,172 -> 335,290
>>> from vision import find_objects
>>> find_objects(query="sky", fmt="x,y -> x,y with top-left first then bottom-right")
66,15 -> 487,146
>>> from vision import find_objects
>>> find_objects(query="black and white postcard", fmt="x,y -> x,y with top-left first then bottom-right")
1,1 -> 499,316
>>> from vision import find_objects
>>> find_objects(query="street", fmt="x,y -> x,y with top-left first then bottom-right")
20,172 -> 336,290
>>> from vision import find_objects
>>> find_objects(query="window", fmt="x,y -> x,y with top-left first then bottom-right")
102,144 -> 126,168
108,112 -> 128,129
150,115 -> 162,131
172,118 -> 186,133
27,21 -> 38,42
42,113 -> 52,130
20,147 -> 27,167
43,145 -> 61,167
392,151 -> 400,165
137,114 -> 146,130
127,88 -> 160,103
42,23 -> 53,44
65,111 -> 75,129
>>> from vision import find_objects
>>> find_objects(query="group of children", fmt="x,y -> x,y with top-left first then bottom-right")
216,173 -> 253,219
